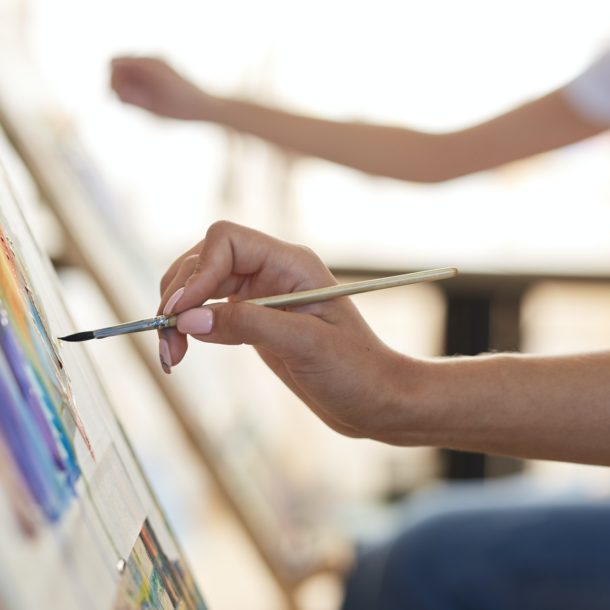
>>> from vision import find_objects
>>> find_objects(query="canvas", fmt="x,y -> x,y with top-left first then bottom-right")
0,154 -> 208,609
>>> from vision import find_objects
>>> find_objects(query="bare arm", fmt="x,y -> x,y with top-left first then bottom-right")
158,221 -> 610,467
203,90 -> 604,182
385,351 -> 610,465
111,57 -> 605,182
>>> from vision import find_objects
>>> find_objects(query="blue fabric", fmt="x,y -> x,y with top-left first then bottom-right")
341,504 -> 610,610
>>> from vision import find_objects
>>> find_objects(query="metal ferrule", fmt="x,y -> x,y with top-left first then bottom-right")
93,315 -> 170,339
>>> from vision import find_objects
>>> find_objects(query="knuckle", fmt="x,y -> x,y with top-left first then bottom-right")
181,254 -> 199,269
293,244 -> 330,277
160,254 -> 201,297
206,220 -> 234,239
294,243 -> 317,259
177,254 -> 200,280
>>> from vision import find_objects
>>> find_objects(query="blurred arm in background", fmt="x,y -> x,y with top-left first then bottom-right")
110,53 -> 609,183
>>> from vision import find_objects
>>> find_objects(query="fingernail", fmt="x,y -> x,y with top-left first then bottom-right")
177,308 -> 213,335
159,339 -> 172,374
163,287 -> 185,316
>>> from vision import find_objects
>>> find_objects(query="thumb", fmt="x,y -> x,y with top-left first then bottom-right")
175,302 -> 325,359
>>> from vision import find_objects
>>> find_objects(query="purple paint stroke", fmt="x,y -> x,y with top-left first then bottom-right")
0,310 -> 64,468
0,345 -> 76,521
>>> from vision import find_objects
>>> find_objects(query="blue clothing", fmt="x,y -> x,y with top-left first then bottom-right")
341,504 -> 610,610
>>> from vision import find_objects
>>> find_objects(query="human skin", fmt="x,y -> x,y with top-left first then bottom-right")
110,56 -> 604,182
158,221 -> 610,467
110,57 -> 610,465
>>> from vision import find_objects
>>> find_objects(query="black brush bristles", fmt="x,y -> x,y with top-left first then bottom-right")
58,331 -> 95,342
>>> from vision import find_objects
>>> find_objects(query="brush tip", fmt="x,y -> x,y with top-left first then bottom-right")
59,331 -> 95,342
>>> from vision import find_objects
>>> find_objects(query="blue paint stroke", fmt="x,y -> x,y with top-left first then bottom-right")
0,300 -> 80,521
0,349 -> 76,521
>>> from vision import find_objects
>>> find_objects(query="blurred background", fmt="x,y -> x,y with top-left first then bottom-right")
2,1 -> 610,608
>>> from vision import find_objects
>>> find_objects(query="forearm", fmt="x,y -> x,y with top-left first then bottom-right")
204,96 -> 450,181
112,57 -> 606,181
380,351 -> 610,466
203,89 -> 603,183
450,90 -> 605,176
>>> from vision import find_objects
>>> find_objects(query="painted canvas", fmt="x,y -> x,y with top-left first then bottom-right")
0,154 -> 208,609
0,56 -> 348,587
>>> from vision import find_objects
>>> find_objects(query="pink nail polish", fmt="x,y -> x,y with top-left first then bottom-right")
163,287 -> 185,316
177,308 -> 214,335
159,339 -> 172,374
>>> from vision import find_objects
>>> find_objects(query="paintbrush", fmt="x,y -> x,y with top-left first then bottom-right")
59,267 -> 458,342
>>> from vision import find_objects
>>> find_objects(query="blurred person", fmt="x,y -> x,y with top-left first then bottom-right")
110,51 -> 610,183
155,221 -> 610,610
111,51 -> 610,609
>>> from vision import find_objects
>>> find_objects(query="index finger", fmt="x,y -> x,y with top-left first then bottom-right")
167,221 -> 329,315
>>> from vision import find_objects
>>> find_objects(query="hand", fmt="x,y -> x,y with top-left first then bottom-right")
111,56 -> 217,120
157,221 -> 407,440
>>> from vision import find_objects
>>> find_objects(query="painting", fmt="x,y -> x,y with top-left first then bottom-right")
0,210 -> 86,525
0,152 -> 208,609
0,53 -> 348,594
113,520 -> 205,610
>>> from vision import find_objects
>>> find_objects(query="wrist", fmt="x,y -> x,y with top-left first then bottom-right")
366,350 -> 433,445
199,94 -> 234,124
372,353 -> 522,451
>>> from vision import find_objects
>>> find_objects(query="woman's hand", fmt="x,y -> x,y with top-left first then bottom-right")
157,221 -> 410,440
155,221 -> 610,465
111,56 -> 218,121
